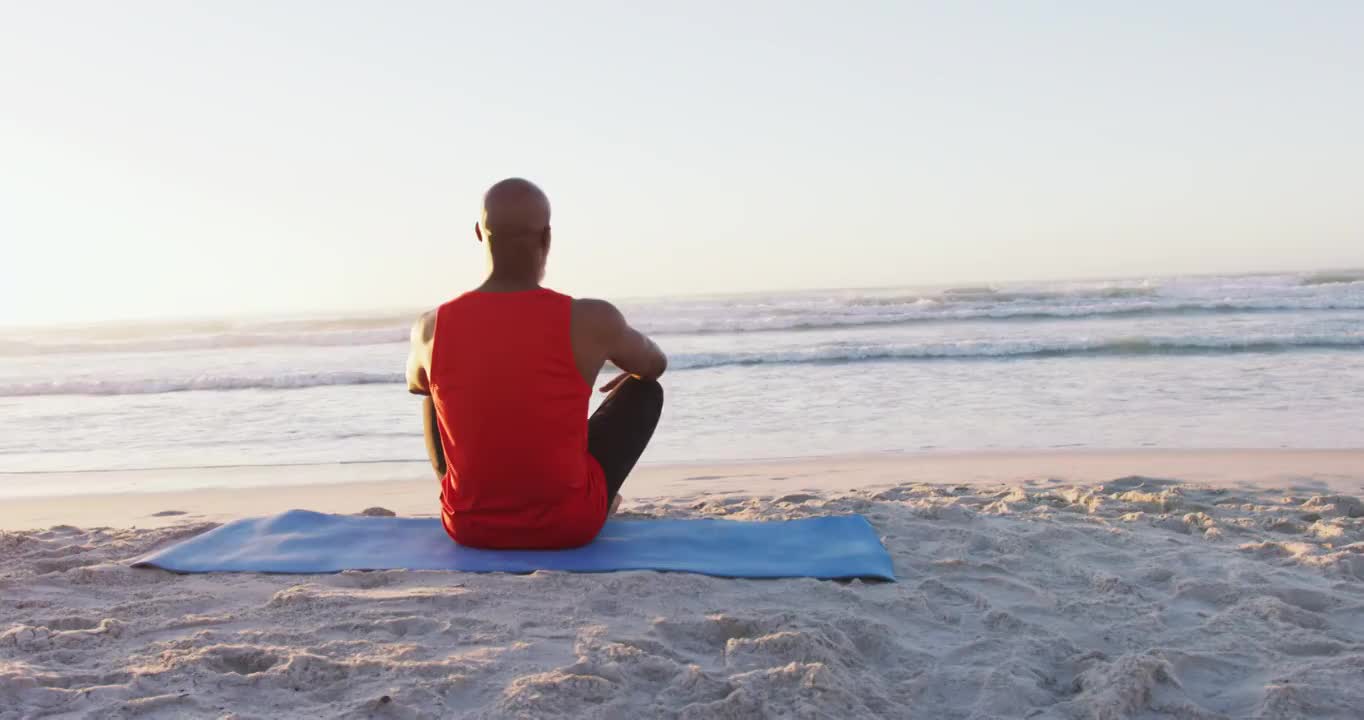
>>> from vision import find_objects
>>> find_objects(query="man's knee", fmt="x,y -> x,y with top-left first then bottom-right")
626,377 -> 664,408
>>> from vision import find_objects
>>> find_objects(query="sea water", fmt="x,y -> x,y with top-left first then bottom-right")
2,271 -> 1362,494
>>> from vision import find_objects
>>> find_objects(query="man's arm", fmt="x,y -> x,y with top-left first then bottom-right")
580,299 -> 667,389
406,310 -> 445,476
406,310 -> 436,395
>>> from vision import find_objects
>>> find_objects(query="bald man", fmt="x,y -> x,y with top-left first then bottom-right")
405,178 -> 667,549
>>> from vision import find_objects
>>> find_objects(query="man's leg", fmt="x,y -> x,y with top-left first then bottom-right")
588,377 -> 664,508
422,396 -> 447,478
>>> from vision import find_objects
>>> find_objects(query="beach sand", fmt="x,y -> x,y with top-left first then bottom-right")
3,450 -> 1363,718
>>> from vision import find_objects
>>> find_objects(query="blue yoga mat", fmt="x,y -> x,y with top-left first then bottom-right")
132,509 -> 895,581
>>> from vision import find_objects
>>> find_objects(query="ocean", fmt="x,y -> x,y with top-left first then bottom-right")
2,270 -> 1362,495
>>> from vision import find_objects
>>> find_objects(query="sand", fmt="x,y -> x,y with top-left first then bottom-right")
2,451 -> 1363,718
5,449 -> 1362,531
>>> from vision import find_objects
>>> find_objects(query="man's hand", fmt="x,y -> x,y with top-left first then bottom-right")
599,372 -> 635,393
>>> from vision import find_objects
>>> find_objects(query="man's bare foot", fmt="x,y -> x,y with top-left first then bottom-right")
609,495 -> 622,516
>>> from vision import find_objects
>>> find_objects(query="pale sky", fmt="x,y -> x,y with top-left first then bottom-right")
2,1 -> 1361,325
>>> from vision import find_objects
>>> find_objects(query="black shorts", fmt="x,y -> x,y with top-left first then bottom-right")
587,377 -> 664,504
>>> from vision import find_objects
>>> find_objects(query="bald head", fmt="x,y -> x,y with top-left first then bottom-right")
476,178 -> 552,286
481,178 -> 551,241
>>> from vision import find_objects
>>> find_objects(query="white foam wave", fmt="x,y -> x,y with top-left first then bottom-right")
7,334 -> 1360,397
7,300 -> 1358,353
0,328 -> 408,356
639,300 -> 1364,335
668,335 -> 1364,370
4,272 -> 1360,356
1,371 -> 404,397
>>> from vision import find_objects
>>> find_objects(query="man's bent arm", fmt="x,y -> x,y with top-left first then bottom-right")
406,310 -> 445,476
422,396 -> 446,478
406,311 -> 436,395
600,303 -> 667,381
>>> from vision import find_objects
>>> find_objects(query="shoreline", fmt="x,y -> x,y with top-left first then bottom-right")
4,447 -> 1361,531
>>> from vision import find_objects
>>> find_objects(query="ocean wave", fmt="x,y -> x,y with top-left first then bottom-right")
1302,271 -> 1364,286
7,336 -> 1361,397
0,327 -> 409,356
851,285 -> 1159,306
645,301 -> 1364,335
7,302 -> 1358,354
6,274 -> 1362,356
0,371 -> 404,398
667,336 -> 1364,370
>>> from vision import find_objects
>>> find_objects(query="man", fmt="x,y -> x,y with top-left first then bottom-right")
406,178 -> 667,549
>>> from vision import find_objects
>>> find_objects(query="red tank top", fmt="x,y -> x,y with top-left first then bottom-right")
428,288 -> 606,549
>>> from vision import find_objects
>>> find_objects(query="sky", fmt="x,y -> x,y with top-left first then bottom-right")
2,1 -> 1362,326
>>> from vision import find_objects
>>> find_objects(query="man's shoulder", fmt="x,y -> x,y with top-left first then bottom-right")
571,297 -> 624,323
411,308 -> 438,345
570,297 -> 626,339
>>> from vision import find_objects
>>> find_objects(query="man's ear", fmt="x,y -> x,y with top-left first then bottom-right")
541,226 -> 552,254
474,222 -> 484,243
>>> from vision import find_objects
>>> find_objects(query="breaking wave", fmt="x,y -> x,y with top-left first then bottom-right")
646,301 -> 1362,335
9,300 -> 1358,356
7,335 -> 1360,397
2,371 -> 404,397
667,336 -> 1364,370
1301,271 -> 1364,286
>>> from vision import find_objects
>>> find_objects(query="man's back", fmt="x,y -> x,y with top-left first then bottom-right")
407,178 -> 667,550
429,288 -> 607,549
